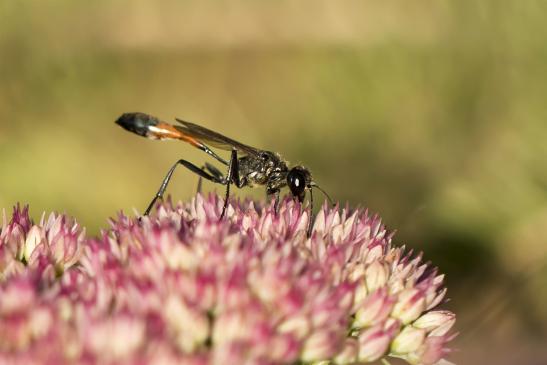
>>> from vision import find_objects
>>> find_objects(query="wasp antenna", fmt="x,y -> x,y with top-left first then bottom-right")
310,183 -> 334,206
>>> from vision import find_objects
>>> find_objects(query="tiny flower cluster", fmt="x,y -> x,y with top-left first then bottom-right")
0,195 -> 455,364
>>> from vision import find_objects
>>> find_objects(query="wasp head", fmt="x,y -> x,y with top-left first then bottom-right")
287,166 -> 312,202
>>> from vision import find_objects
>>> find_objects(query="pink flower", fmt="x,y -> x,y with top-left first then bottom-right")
354,287 -> 395,327
414,310 -> 456,336
1,205 -> 84,281
391,325 -> 427,354
357,321 -> 399,361
0,195 -> 456,364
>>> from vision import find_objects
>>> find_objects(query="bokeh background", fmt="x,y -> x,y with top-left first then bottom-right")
1,1 -> 546,364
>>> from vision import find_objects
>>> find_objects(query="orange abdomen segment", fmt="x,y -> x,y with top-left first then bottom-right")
150,122 -> 203,148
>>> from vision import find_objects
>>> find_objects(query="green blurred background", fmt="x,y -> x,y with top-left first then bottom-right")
1,1 -> 546,363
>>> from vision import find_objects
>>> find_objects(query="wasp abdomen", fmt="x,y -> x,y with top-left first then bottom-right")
115,113 -> 159,138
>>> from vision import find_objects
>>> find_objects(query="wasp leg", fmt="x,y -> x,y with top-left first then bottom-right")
196,168 -> 204,195
196,163 -> 225,194
205,162 -> 224,180
144,159 -> 225,216
307,187 -> 314,238
220,150 -> 239,219
266,188 -> 280,215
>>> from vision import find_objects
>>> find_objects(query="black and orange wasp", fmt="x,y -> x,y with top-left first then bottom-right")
115,112 -> 332,235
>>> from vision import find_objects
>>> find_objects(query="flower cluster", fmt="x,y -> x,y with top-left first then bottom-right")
0,195 -> 455,364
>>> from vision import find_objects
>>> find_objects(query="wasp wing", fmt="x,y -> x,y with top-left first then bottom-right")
174,118 -> 261,156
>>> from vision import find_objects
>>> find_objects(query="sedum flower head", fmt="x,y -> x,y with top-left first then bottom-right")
0,195 -> 455,364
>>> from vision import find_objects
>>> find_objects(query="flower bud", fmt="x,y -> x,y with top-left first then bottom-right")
392,288 -> 426,324
414,310 -> 456,336
334,338 -> 358,364
165,296 -> 209,352
278,314 -> 311,340
266,334 -> 300,362
418,335 -> 452,365
23,226 -> 42,262
301,329 -> 341,362
391,325 -> 426,354
357,324 -> 393,362
86,317 -> 145,360
365,260 -> 388,292
354,288 -> 394,328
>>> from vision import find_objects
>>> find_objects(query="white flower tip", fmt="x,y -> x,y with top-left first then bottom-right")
24,226 -> 43,261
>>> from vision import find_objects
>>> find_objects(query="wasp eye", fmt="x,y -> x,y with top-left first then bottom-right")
287,168 -> 307,202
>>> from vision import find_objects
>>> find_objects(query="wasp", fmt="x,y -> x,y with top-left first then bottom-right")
115,112 -> 331,235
